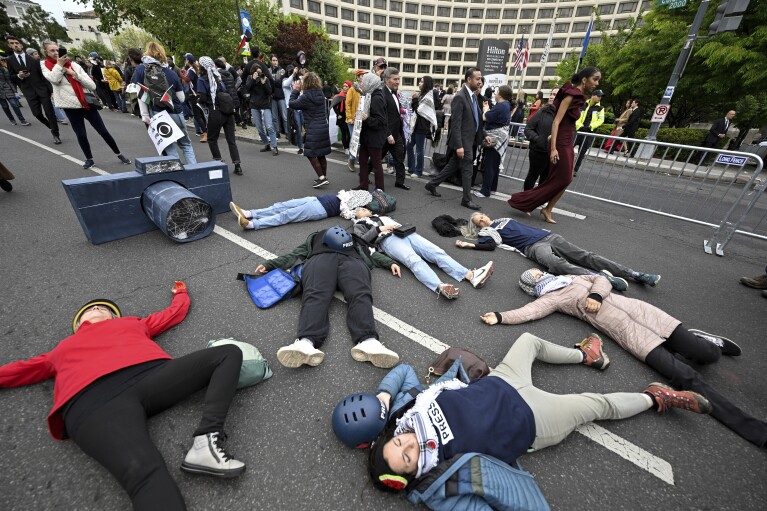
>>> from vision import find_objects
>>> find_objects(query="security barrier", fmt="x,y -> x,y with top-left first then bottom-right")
424,124 -> 765,256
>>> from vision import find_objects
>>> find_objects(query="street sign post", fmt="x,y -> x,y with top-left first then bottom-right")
651,104 -> 670,123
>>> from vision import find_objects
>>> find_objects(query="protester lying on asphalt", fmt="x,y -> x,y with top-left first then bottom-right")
255,226 -> 402,369
480,268 -> 766,448
0,282 -> 248,511
352,206 -> 493,299
455,212 -> 660,291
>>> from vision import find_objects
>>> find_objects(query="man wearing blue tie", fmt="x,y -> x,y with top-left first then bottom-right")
425,68 -> 490,210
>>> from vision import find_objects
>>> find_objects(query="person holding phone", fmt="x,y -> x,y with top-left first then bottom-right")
40,41 -> 131,169
5,35 -> 60,143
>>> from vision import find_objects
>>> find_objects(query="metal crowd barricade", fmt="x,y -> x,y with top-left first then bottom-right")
423,124 -> 765,256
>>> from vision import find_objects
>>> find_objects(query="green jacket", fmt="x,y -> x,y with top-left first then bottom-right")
262,232 -> 397,272
575,102 -> 605,132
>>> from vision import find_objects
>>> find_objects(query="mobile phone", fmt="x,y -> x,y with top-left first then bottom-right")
59,47 -> 68,57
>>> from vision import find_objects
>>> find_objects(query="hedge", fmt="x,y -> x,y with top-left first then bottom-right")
592,125 -> 723,158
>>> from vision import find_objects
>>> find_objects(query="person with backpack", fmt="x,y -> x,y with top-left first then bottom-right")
363,332 -> 712,501
214,59 -> 242,129
253,226 -> 402,369
197,56 -> 242,175
133,42 -> 196,165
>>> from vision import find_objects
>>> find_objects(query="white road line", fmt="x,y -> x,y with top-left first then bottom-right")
5,131 -> 672,485
576,423 -> 675,485
1,129 -> 110,176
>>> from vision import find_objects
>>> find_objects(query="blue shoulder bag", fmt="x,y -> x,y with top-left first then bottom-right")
237,263 -> 303,309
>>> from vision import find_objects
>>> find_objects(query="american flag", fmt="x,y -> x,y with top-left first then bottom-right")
513,35 -> 529,70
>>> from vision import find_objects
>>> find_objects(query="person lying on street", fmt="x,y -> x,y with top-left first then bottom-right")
456,212 -> 660,291
480,268 -> 766,449
229,189 -> 378,231
365,332 -> 711,495
352,206 -> 493,299
255,226 -> 402,369
0,282 -> 247,511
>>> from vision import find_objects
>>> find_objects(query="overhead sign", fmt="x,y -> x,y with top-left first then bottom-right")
663,86 -> 675,99
651,104 -> 670,123
715,154 -> 747,166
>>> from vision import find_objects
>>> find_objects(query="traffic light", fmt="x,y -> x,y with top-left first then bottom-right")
709,0 -> 749,35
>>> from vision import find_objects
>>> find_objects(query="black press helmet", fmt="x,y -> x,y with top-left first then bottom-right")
322,226 -> 353,252
332,393 -> 388,448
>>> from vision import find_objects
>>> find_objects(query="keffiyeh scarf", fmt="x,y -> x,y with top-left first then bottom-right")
394,378 -> 467,478
338,189 -> 373,220
199,56 -> 221,107
535,273 -> 573,297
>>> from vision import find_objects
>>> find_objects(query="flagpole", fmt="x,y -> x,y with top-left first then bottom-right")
537,13 -> 556,92
575,7 -> 596,75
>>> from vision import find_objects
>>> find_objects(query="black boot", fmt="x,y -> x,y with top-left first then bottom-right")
233,163 -> 243,175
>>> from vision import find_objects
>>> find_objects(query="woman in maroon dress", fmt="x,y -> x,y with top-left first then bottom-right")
508,67 -> 601,223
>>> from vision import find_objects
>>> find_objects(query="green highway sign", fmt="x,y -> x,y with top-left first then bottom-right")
668,0 -> 688,8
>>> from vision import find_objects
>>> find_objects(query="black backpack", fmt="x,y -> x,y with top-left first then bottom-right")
144,63 -> 173,111
213,80 -> 235,115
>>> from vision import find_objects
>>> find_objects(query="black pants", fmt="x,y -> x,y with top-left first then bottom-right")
428,149 -> 474,203
297,253 -> 378,348
21,89 -> 59,136
206,109 -> 240,163
525,149 -> 550,190
339,121 -> 351,149
573,130 -> 593,174
479,147 -> 500,196
70,345 -> 242,511
645,324 -> 767,447
189,95 -> 207,132
381,133 -> 407,185
63,108 -> 120,160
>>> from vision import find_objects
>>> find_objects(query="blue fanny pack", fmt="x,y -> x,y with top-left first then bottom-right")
237,264 -> 303,309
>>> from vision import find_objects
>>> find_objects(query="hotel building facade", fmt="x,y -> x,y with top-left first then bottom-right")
277,0 -> 651,92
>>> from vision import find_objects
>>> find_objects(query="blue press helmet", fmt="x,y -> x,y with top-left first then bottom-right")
332,393 -> 388,448
322,226 -> 354,252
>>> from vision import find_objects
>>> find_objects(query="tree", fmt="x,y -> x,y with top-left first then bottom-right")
68,40 -> 116,61
85,0 -> 279,63
309,38 -> 351,86
559,1 -> 767,129
268,17 -> 321,70
111,27 -> 156,61
15,5 -> 70,49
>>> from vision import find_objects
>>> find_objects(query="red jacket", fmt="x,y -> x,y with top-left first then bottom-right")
0,290 -> 190,440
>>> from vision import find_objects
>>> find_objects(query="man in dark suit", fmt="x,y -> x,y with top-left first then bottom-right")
703,110 -> 736,148
425,67 -> 488,209
5,35 -> 60,144
618,98 -> 640,156
380,67 -> 409,190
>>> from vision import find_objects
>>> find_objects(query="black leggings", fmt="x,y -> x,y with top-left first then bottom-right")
63,108 -> 120,160
69,345 -> 242,511
308,155 -> 327,178
645,324 -> 767,447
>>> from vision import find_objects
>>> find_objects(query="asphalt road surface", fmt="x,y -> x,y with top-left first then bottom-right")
1,111 -> 765,511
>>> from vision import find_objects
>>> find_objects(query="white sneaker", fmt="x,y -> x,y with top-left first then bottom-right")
469,261 -> 494,288
351,339 -> 399,368
473,191 -> 487,198
277,339 -> 325,368
181,432 -> 246,478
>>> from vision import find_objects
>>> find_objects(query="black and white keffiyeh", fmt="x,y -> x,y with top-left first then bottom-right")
199,56 -> 221,107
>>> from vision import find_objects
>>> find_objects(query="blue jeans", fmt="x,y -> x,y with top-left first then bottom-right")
271,99 -> 287,135
162,112 -> 197,164
248,196 -> 327,230
294,110 -> 304,149
406,132 -> 426,176
52,100 -> 67,121
380,234 -> 468,292
0,97 -> 25,122
252,107 -> 277,148
347,124 -> 356,162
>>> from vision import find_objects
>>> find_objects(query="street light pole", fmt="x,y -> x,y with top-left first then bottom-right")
645,0 -> 710,140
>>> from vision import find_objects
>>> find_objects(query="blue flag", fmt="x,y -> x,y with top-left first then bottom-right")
580,17 -> 594,61
240,10 -> 253,42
